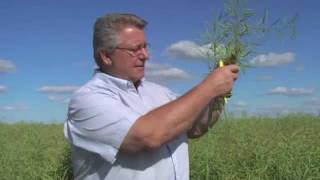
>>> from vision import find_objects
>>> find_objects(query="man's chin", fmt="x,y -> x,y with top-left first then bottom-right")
131,74 -> 144,84
135,71 -> 144,79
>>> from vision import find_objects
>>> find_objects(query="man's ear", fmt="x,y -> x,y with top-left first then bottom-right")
99,50 -> 112,66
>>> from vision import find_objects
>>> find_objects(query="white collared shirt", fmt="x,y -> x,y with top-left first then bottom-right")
64,71 -> 189,180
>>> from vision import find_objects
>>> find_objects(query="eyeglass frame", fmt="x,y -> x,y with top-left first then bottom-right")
114,42 -> 150,57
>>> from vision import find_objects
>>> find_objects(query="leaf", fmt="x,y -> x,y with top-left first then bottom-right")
262,8 -> 269,25
243,9 -> 256,18
289,14 -> 299,39
202,0 -> 297,73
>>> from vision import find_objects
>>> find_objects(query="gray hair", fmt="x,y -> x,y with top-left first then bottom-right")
93,13 -> 148,66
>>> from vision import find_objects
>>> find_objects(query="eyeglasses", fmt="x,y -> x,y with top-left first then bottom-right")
115,42 -> 150,57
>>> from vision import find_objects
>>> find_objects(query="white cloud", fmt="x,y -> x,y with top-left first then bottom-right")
0,85 -> 6,92
48,95 -> 70,104
145,63 -> 192,84
165,42 -> 295,68
304,97 -> 320,107
249,52 -> 295,67
37,85 -> 79,94
230,101 -> 249,115
293,65 -> 304,72
256,98 -> 320,116
233,101 -> 248,108
165,40 -> 213,60
309,98 -> 320,106
229,101 -> 250,117
301,98 -> 320,115
255,105 -> 291,116
0,103 -> 27,111
267,86 -> 314,96
0,59 -> 16,73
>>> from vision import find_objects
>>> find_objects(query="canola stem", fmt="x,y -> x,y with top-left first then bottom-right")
219,60 -> 228,104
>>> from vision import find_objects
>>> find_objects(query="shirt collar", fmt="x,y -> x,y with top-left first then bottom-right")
94,69 -> 144,91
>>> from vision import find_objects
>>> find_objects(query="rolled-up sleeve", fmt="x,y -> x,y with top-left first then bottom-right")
64,91 -> 140,164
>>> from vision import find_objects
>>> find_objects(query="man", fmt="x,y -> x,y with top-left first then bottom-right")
64,13 -> 239,180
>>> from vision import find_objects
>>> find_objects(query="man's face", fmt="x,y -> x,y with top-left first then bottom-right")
108,26 -> 149,84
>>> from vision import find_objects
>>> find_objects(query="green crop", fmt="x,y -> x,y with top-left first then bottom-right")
203,0 -> 297,70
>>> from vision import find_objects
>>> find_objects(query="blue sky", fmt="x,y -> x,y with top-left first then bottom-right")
1,0 -> 319,122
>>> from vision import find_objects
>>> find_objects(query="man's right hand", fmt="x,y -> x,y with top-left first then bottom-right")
121,64 -> 239,153
205,64 -> 239,97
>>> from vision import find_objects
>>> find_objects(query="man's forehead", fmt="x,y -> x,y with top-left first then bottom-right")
121,27 -> 136,33
117,26 -> 146,46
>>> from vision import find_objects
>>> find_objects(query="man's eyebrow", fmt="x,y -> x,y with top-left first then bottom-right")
123,43 -> 146,50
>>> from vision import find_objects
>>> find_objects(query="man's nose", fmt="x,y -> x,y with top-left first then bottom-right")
138,48 -> 149,60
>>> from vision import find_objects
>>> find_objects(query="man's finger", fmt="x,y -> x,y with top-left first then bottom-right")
228,65 -> 239,73
231,67 -> 239,73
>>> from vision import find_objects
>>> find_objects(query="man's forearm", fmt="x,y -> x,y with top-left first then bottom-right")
130,80 -> 218,149
121,65 -> 238,152
187,104 -> 210,138
187,97 -> 224,138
